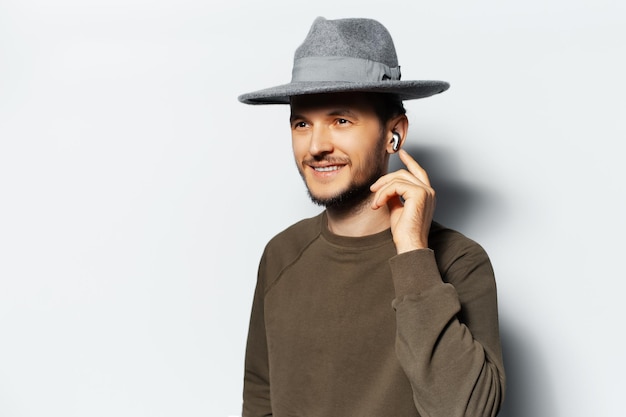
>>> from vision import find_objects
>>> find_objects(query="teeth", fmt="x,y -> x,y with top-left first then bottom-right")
314,166 -> 340,172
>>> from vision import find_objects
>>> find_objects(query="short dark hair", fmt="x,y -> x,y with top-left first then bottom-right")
370,93 -> 406,126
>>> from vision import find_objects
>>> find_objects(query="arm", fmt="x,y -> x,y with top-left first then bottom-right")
242,254 -> 273,417
390,244 -> 505,417
371,150 -> 505,416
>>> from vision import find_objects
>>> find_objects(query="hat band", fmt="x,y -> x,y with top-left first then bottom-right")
291,56 -> 401,83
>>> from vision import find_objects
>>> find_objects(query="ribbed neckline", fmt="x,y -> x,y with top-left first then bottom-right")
319,211 -> 393,250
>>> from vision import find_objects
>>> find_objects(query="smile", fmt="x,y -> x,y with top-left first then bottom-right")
313,166 -> 342,172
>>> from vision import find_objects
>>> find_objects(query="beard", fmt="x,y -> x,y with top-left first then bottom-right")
300,135 -> 388,213
306,164 -> 385,211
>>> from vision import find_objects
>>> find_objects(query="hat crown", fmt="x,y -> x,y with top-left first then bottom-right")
294,17 -> 399,67
237,16 -> 449,105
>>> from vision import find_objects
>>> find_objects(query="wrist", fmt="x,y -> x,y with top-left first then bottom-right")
395,238 -> 428,254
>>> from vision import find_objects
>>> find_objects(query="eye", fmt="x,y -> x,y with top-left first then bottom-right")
336,118 -> 350,125
292,121 -> 308,129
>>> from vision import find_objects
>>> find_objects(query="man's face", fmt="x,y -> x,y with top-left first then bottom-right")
290,93 -> 389,210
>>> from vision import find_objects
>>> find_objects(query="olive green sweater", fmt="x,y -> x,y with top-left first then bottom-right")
242,212 -> 505,417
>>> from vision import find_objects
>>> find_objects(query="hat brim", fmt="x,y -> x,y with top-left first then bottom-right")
238,80 -> 450,104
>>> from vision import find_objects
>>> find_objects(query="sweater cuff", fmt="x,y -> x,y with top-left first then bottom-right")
389,249 -> 443,298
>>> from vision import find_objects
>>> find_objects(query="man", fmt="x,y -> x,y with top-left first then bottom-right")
237,16 -> 505,417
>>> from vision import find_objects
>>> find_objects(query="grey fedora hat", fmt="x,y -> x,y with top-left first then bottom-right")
238,16 -> 449,105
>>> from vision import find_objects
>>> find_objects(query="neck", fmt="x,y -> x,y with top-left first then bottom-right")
325,195 -> 391,237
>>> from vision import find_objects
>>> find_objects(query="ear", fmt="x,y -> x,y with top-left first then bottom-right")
385,114 -> 409,154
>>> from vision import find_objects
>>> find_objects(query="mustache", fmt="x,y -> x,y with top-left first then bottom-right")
303,156 -> 351,165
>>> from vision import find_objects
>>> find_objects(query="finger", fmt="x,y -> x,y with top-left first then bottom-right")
371,180 -> 404,209
370,168 -> 427,192
398,149 -> 431,187
371,179 -> 431,209
370,172 -> 397,192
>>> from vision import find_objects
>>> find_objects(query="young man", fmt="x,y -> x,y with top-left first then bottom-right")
237,17 -> 505,417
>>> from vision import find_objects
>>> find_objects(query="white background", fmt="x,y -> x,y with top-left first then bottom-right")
1,1 -> 624,416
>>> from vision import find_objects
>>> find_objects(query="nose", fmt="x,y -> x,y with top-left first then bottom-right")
308,126 -> 333,156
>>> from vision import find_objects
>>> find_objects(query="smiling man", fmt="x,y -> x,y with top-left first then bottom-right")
237,17 -> 505,417
290,93 -> 400,211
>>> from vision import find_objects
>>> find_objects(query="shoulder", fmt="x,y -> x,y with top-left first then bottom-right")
258,213 -> 324,289
265,212 -> 323,255
429,221 -> 486,255
428,221 -> 494,284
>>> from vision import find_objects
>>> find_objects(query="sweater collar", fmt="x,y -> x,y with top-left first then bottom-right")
319,211 -> 393,250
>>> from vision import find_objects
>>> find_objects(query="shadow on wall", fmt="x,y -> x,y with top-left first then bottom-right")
393,144 -> 556,417
498,317 -> 557,417
390,144 -> 504,232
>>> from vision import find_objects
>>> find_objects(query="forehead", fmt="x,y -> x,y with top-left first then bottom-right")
289,92 -> 378,115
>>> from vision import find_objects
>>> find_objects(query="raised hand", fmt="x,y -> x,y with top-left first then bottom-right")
370,149 -> 436,254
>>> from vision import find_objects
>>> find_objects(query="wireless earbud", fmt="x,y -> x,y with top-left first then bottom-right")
391,131 -> 401,152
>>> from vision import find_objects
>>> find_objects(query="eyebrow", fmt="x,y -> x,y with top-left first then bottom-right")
290,113 -> 305,123
289,108 -> 359,123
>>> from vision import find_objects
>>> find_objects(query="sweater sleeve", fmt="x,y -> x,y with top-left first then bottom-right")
242,254 -> 273,417
390,245 -> 505,417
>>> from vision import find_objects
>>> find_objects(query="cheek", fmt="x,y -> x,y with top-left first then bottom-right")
291,138 -> 310,172
352,133 -> 385,160
291,136 -> 304,156
355,138 -> 387,175
291,133 -> 302,153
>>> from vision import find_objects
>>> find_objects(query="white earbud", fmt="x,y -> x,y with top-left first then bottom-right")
391,131 -> 401,152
